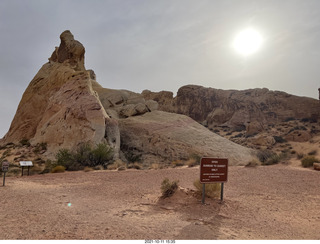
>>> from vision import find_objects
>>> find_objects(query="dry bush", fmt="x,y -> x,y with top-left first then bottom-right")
245,159 -> 259,167
94,165 -> 104,170
193,179 -> 221,198
84,167 -> 94,172
161,178 -> 179,198
51,165 -> 66,173
308,150 -> 317,156
186,158 -> 197,167
301,156 -> 320,168
107,159 -> 126,170
150,163 -> 161,170
171,160 -> 185,168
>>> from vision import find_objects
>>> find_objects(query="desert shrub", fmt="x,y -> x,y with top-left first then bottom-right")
288,126 -> 307,133
171,160 -> 185,167
233,133 -> 243,138
94,165 -> 104,170
308,150 -> 317,156
19,138 -> 31,147
193,179 -> 221,198
107,159 -> 126,170
186,158 -> 197,167
73,143 -> 92,166
273,136 -> 287,143
284,117 -> 295,122
263,154 -> 280,165
161,178 -> 179,198
256,150 -> 276,163
83,166 -> 94,172
301,156 -> 320,168
150,163 -> 161,170
245,159 -> 259,167
56,148 -> 81,171
33,142 -> 47,153
51,165 -> 66,173
189,154 -> 201,165
297,153 -> 304,159
88,143 -> 113,167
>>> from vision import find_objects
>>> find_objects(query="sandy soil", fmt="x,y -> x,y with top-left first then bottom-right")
0,164 -> 319,240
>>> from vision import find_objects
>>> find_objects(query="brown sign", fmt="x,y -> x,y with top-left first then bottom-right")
2,161 -> 9,172
200,157 -> 228,183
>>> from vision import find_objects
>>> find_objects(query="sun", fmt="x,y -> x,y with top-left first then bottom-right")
232,28 -> 263,56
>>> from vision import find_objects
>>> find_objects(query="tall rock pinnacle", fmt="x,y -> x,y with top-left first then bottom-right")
49,30 -> 85,71
1,30 -> 118,156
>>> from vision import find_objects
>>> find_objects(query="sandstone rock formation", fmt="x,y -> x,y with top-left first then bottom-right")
0,31 -> 256,166
1,31 -> 120,156
118,111 -> 255,165
142,85 -> 320,133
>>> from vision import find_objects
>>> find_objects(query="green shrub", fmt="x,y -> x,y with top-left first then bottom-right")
193,179 -> 221,198
51,165 -> 66,173
74,143 -> 92,166
56,148 -> 81,171
301,156 -> 320,168
161,178 -> 179,198
88,143 -> 113,167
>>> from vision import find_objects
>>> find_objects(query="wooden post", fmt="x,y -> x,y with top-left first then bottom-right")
21,167 -> 24,176
28,166 -> 30,176
3,172 -> 6,186
202,183 -> 206,204
220,183 -> 224,202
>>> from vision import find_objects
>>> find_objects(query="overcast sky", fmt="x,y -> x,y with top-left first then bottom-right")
1,0 -> 320,138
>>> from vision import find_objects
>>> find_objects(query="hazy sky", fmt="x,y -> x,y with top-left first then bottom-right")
1,0 -> 320,138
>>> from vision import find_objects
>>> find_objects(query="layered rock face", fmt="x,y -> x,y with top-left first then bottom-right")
143,85 -> 320,132
1,31 -> 256,165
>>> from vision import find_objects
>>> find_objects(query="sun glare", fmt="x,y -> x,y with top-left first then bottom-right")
233,28 -> 263,56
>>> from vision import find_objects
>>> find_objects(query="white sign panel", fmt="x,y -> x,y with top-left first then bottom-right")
19,161 -> 33,166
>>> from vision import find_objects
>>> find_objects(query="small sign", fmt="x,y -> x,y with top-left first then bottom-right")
200,157 -> 228,183
19,161 -> 33,167
2,161 -> 9,172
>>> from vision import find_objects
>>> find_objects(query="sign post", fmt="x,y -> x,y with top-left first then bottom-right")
20,161 -> 33,176
2,161 -> 9,186
200,157 -> 228,204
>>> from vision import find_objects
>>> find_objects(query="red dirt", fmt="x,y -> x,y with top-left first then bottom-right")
0,165 -> 319,240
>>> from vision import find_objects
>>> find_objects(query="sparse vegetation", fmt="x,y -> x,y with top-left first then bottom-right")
193,179 -> 221,198
19,139 -> 31,147
297,153 -> 305,159
308,150 -> 317,156
171,159 -> 185,168
33,142 -> 47,153
51,165 -> 66,173
273,136 -> 287,143
55,143 -> 113,171
161,178 -> 179,198
257,150 -> 288,166
245,159 -> 259,167
107,159 -> 126,170
301,156 -> 320,168
84,167 -> 94,172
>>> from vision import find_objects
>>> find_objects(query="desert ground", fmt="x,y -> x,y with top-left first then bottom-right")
0,164 -> 319,240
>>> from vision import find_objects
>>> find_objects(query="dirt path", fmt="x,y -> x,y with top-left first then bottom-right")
0,165 -> 319,240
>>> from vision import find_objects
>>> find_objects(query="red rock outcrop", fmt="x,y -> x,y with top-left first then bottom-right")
143,85 -> 320,132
